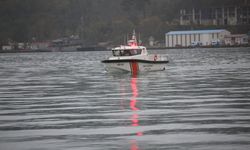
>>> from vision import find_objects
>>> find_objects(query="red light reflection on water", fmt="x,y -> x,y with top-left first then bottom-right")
130,77 -> 140,127
130,140 -> 139,150
131,78 -> 138,97
130,77 -> 143,150
131,114 -> 139,126
130,99 -> 139,111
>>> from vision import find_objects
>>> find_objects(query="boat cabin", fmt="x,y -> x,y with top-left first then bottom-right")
112,49 -> 143,57
110,30 -> 148,57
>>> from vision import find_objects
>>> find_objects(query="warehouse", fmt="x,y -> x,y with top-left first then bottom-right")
165,29 -> 231,47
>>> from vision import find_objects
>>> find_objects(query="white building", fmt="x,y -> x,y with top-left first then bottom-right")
224,34 -> 249,46
165,29 -> 231,47
30,42 -> 50,50
2,45 -> 13,51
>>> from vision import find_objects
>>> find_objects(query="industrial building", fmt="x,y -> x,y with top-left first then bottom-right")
165,29 -> 231,48
180,6 -> 250,26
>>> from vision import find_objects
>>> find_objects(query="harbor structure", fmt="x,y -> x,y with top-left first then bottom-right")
2,45 -> 13,51
180,6 -> 250,26
224,34 -> 249,46
165,29 -> 231,48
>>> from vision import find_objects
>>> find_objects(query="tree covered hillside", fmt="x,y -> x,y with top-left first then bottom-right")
0,0 -> 249,45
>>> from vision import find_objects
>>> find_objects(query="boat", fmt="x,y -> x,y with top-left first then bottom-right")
101,30 -> 169,74
48,36 -> 82,52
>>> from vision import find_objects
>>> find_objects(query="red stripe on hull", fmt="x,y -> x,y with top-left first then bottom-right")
130,62 -> 139,76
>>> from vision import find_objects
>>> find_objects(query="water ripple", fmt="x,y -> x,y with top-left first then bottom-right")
0,48 -> 250,150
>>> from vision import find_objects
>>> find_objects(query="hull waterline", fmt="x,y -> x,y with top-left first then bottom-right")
102,59 -> 169,73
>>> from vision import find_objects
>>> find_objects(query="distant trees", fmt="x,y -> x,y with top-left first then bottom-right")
0,0 -> 249,46
121,0 -> 151,19
178,0 -> 248,9
137,16 -> 163,42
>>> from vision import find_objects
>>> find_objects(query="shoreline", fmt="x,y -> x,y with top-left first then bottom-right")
148,45 -> 250,50
1,45 -> 249,53
0,49 -> 52,54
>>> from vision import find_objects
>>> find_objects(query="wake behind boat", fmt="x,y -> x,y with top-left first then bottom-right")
102,31 -> 169,74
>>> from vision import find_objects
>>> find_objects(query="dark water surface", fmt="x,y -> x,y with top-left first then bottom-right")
0,48 -> 250,150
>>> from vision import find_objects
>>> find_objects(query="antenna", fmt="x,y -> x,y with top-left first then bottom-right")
124,35 -> 126,45
127,34 -> 129,45
138,33 -> 141,46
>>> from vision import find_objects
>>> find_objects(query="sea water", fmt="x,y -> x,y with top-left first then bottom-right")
0,48 -> 250,150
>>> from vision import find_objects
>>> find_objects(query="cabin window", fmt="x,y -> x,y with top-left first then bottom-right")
112,49 -> 142,57
130,49 -> 142,55
113,50 -> 120,56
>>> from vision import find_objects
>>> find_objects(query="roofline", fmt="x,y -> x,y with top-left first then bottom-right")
225,34 -> 248,37
166,29 -> 229,35
112,46 -> 146,50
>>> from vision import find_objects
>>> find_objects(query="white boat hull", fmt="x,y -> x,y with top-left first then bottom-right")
102,59 -> 168,74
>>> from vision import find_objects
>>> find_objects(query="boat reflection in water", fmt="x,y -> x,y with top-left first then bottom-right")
129,76 -> 143,150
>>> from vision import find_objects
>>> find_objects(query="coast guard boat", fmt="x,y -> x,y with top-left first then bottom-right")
102,31 -> 169,74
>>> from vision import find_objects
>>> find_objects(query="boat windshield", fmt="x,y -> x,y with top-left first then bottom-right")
112,49 -> 142,57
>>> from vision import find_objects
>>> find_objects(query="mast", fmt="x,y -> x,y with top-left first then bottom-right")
138,33 -> 141,46
128,30 -> 139,47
